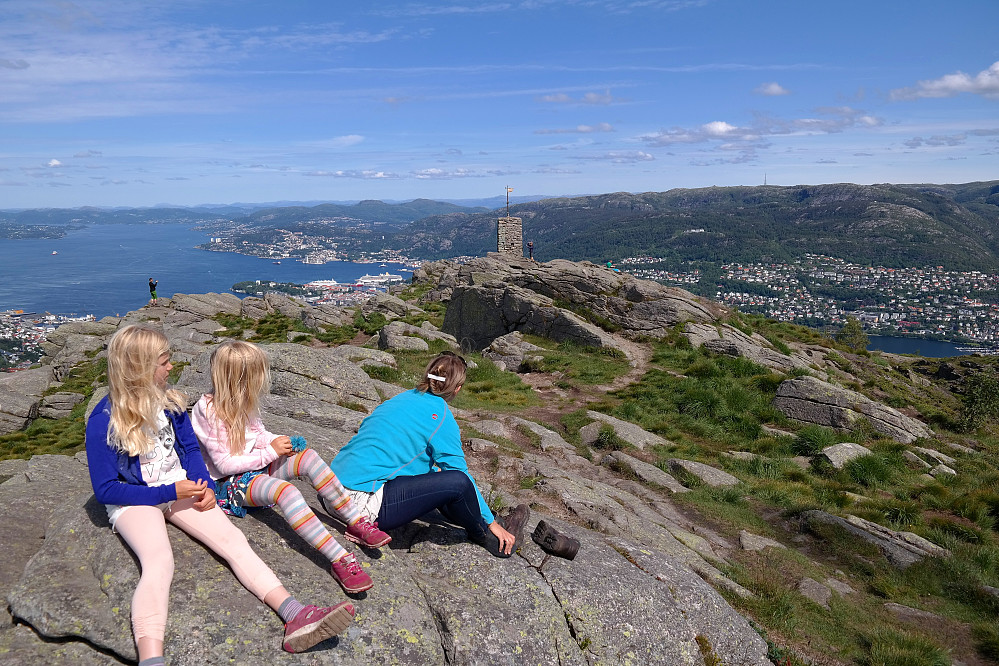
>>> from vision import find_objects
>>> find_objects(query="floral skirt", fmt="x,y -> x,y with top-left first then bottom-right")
214,470 -> 271,517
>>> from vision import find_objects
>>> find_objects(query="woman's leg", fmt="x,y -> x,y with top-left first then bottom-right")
377,470 -> 488,539
112,505 -> 174,661
268,449 -> 361,526
244,473 -> 349,564
164,498 -> 284,601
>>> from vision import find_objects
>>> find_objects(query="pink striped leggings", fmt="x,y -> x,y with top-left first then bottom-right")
113,497 -> 283,644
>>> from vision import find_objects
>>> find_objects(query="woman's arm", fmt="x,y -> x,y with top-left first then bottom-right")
191,397 -> 280,476
428,416 -> 495,525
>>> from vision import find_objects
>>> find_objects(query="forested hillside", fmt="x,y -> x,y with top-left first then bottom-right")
391,182 -> 999,270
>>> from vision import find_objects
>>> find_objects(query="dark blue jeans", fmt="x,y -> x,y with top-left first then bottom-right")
376,470 -> 488,540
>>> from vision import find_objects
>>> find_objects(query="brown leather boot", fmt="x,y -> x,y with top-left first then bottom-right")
500,504 -> 531,553
531,520 -> 580,560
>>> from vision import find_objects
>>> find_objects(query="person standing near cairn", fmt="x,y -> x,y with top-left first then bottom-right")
148,277 -> 158,305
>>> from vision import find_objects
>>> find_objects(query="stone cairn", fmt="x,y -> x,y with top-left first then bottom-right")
497,216 -> 523,257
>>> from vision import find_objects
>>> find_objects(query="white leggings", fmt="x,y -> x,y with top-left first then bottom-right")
113,498 -> 283,643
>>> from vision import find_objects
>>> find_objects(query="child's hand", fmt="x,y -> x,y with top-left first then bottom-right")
175,479 -> 208,500
193,485 -> 217,511
271,436 -> 293,457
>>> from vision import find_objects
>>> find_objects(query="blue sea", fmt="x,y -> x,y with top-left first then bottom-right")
0,221 -> 412,318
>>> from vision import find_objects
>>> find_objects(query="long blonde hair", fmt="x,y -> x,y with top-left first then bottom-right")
106,324 -> 186,456
208,340 -> 271,454
416,351 -> 467,402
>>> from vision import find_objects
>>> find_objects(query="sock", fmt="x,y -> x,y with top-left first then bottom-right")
277,597 -> 306,623
139,658 -> 166,666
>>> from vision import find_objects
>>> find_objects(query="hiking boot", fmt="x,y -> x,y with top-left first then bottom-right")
469,527 -> 512,558
344,517 -> 392,548
531,520 -> 580,560
283,601 -> 354,653
499,504 -> 531,554
331,553 -> 374,594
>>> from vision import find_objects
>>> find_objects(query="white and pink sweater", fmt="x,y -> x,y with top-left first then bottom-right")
191,395 -> 282,481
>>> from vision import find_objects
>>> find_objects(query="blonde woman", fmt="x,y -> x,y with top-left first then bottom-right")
330,351 -> 530,558
86,325 -> 353,664
192,340 -> 389,595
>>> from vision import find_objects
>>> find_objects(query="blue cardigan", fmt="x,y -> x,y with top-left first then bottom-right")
86,394 -> 212,506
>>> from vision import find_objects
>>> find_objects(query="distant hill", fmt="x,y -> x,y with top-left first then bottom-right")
389,181 -> 999,271
226,198 -> 489,228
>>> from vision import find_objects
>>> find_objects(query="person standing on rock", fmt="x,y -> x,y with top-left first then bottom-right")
192,340 -> 390,595
148,277 -> 158,305
86,325 -> 354,662
329,351 -> 531,558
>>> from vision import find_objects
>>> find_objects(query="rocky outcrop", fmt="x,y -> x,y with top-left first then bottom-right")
0,366 -> 51,435
801,510 -> 951,568
683,323 -> 812,373
444,281 -> 620,352
773,375 -> 934,443
480,331 -> 544,371
422,255 -> 721,349
1,293 -> 777,665
377,321 -> 458,352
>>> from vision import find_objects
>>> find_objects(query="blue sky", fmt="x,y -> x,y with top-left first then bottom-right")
1,0 -> 997,209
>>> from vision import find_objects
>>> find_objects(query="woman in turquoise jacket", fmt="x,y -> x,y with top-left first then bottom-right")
329,352 -> 525,557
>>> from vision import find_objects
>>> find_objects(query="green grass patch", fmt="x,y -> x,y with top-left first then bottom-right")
519,335 -> 631,387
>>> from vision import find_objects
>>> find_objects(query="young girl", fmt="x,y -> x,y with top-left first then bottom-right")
86,325 -> 353,664
330,351 -> 530,558
192,340 -> 390,595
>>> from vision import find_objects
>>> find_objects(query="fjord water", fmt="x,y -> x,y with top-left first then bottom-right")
1,222 -> 411,318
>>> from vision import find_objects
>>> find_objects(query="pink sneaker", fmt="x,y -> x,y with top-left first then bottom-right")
283,601 -> 354,653
345,517 -> 392,548
331,553 -> 373,594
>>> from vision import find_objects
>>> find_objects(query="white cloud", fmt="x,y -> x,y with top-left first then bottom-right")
904,134 -> 967,148
754,82 -> 789,96
891,61 -> 999,100
573,150 -> 654,163
538,89 -> 618,105
47,159 -> 62,167
305,169 -> 398,179
535,122 -> 614,134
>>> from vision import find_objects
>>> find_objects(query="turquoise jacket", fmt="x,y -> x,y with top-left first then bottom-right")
330,389 -> 494,525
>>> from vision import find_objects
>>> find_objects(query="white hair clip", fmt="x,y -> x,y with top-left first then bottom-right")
427,373 -> 446,381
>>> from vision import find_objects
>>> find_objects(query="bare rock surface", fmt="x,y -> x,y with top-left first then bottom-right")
2,287 -> 778,664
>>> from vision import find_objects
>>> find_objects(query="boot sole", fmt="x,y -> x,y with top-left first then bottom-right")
343,531 -> 392,548
283,602 -> 354,653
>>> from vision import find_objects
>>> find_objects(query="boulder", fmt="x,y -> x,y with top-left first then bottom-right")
585,410 -> 672,450
738,530 -> 786,552
773,375 -> 934,443
37,392 -> 86,420
171,292 -> 243,318
683,323 -> 812,373
600,451 -> 689,494
481,331 -> 544,372
377,321 -> 458,352
0,367 -> 52,435
801,510 -> 950,568
820,442 -> 872,469
443,282 -> 619,352
667,459 -> 740,487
